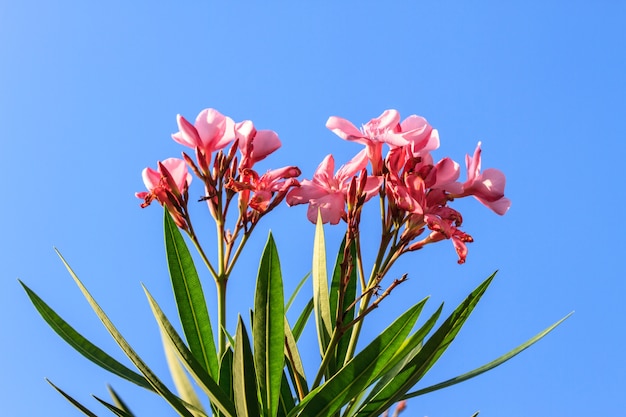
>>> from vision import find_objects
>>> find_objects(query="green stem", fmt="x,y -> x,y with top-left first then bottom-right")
342,228 -> 395,364
216,278 -> 228,357
186,229 -> 218,280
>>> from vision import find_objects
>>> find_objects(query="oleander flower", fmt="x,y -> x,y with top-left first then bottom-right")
135,158 -> 191,228
455,142 -> 511,215
326,110 -> 409,174
287,149 -> 382,224
235,120 -> 282,169
172,108 -> 236,155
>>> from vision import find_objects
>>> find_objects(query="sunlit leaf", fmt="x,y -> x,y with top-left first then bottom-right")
349,302 -> 441,416
292,298 -> 313,341
404,312 -> 573,399
284,317 -> 308,399
144,287 -> 236,417
328,237 -> 358,373
355,273 -> 496,417
312,212 -> 332,356
291,301 -> 425,417
93,395 -> 134,417
53,251 -> 195,417
46,379 -> 98,417
286,272 -> 310,312
160,316 -> 207,417
107,385 -> 135,417
278,370 -> 296,417
20,281 -> 151,391
233,317 -> 260,417
253,233 -> 285,417
164,211 -> 218,379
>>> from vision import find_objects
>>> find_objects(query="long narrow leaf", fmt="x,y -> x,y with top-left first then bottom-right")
291,301 -> 425,417
284,316 -> 309,399
20,281 -> 151,391
355,273 -> 496,417
312,213 -> 333,356
53,250 -> 195,417
46,379 -> 98,417
93,395 -> 134,417
253,233 -> 285,417
164,211 -> 218,379
286,273 -> 310,312
404,312 -> 573,399
107,385 -> 135,417
144,287 -> 236,417
329,237 -> 358,372
160,320 -> 207,416
292,298 -> 313,341
328,236 -> 347,321
216,349 -> 234,417
233,317 -> 260,417
348,303 -> 441,416
278,370 -> 296,417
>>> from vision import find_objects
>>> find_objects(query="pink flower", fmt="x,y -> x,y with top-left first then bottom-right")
326,110 -> 409,174
399,115 -> 440,155
235,120 -> 281,169
286,150 -> 382,224
226,166 -> 301,213
135,158 -> 192,229
386,115 -> 440,174
456,142 -> 511,215
171,108 -> 236,155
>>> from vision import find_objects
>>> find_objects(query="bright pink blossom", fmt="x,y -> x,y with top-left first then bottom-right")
456,142 -> 511,215
171,108 -> 236,155
235,120 -> 281,169
399,115 -> 440,155
385,115 -> 440,176
226,166 -> 301,213
135,158 -> 192,228
286,150 -> 382,224
326,110 -> 409,174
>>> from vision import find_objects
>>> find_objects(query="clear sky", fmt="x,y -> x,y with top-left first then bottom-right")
1,1 -> 625,416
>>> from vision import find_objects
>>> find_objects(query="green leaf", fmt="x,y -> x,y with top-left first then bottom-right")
144,287 -> 236,417
328,236 -> 346,321
164,211 -> 218,379
52,251 -> 195,417
160,316 -> 207,417
46,379 -> 98,417
253,233 -> 285,417
19,280 -> 151,391
291,301 -> 425,417
93,395 -> 134,417
284,316 -> 309,399
107,385 -> 135,417
286,272 -> 310,312
233,317 -> 260,417
404,312 -> 574,399
216,348 -> 234,417
349,303 -> 441,416
328,237 -> 358,372
312,212 -> 333,357
355,273 -> 496,417
292,298 -> 313,341
278,370 -> 296,417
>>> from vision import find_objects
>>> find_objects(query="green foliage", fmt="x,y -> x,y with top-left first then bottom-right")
23,215 -> 570,417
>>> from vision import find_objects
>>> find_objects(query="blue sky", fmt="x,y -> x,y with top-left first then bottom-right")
1,1 -> 625,416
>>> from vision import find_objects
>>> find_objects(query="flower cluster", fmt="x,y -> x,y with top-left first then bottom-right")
136,108 -> 301,245
138,108 -> 509,267
287,109 -> 510,264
